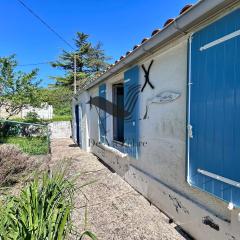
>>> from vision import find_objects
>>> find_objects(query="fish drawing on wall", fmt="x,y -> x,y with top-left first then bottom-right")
143,91 -> 181,119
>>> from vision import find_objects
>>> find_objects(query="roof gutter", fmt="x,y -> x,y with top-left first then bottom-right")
78,0 -> 238,93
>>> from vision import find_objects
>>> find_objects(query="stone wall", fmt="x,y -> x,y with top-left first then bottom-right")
49,121 -> 72,139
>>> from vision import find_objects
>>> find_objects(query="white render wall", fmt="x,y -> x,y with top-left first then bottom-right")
72,7 -> 240,239
0,104 -> 53,120
49,121 -> 71,139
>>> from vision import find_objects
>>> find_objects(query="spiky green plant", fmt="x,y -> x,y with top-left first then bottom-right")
0,168 -> 97,240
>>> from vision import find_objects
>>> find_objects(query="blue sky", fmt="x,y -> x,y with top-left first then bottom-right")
0,0 -> 195,87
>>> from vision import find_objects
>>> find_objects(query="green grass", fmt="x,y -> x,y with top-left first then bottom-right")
51,115 -> 72,122
0,136 -> 49,155
10,115 -> 72,124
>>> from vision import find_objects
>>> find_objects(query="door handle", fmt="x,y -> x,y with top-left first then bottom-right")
188,124 -> 193,138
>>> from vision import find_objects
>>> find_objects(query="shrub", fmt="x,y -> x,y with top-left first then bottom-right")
0,167 -> 97,240
24,111 -> 43,123
0,121 -> 48,138
0,144 -> 39,187
0,122 -> 22,137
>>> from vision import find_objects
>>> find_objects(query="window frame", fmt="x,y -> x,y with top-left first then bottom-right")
112,83 -> 124,144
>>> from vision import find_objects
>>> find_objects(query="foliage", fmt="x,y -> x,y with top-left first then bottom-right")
0,55 -> 42,119
0,144 -> 39,187
39,86 -> 72,117
0,169 -> 73,239
0,167 -> 97,240
25,111 -> 40,123
51,32 -> 110,90
0,136 -> 49,155
0,121 -> 48,137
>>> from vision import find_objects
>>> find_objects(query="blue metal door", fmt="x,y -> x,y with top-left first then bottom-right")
75,105 -> 80,146
188,9 -> 240,206
78,105 -> 82,148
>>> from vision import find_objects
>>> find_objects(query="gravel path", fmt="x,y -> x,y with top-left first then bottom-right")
51,138 -> 188,240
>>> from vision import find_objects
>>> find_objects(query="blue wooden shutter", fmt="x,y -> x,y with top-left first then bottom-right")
188,9 -> 240,206
124,66 -> 140,158
99,84 -> 107,143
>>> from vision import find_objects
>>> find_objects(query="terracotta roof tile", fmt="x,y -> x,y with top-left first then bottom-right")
126,50 -> 132,56
151,29 -> 161,36
133,44 -> 140,50
163,18 -> 175,27
180,4 -> 193,14
141,38 -> 149,44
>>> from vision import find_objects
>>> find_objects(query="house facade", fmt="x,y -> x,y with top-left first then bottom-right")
72,1 -> 240,239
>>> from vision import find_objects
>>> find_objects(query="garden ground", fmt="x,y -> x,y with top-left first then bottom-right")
51,138 -> 191,240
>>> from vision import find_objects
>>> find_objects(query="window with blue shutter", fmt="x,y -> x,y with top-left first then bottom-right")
188,9 -> 240,206
124,66 -> 140,158
98,84 -> 107,144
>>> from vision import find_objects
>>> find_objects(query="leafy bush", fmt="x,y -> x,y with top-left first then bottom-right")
39,86 -> 72,118
0,167 -> 97,240
24,111 -> 42,123
54,105 -> 71,117
0,122 -> 21,137
0,121 -> 48,138
0,136 -> 49,155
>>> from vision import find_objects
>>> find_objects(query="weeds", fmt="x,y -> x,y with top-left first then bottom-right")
0,167 -> 97,239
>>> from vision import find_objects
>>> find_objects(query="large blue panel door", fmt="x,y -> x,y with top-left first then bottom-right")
78,105 -> 82,148
75,104 -> 82,147
188,9 -> 240,206
75,105 -> 80,146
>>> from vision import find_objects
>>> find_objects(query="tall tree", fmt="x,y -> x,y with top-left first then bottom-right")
51,32 -> 110,90
0,55 -> 41,119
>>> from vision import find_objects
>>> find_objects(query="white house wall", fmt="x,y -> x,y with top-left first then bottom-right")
72,91 -> 90,151
72,5 -> 240,239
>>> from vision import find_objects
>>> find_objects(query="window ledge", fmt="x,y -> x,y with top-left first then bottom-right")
98,142 -> 128,158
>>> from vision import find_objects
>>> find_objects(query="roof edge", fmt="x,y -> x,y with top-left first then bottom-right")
76,0 -> 238,95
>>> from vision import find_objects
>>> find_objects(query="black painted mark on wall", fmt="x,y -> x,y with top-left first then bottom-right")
168,194 -> 189,214
202,216 -> 220,231
141,60 -> 154,92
